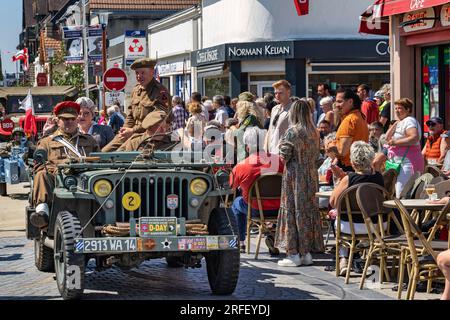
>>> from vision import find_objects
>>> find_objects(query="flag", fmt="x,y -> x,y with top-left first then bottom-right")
294,0 -> 309,16
12,48 -> 29,71
19,89 -> 37,136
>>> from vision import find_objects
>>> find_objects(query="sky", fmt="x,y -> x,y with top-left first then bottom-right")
0,0 -> 23,74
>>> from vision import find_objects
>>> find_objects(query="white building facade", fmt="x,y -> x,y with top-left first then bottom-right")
148,6 -> 202,100
195,0 -> 390,98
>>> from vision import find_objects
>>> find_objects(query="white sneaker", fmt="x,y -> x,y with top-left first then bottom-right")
277,254 -> 301,267
300,253 -> 313,266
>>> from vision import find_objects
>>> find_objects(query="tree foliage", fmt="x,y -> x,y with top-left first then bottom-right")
51,43 -> 85,92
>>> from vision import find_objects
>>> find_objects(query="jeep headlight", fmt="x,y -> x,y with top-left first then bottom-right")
93,179 -> 112,197
63,176 -> 77,190
190,178 -> 208,196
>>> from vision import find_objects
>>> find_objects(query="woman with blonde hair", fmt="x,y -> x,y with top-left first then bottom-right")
233,100 -> 265,163
186,102 -> 207,150
275,99 -> 324,267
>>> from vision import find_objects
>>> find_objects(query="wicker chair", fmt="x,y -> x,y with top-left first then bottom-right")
334,184 -> 372,284
356,183 -> 404,290
425,165 -> 449,180
382,169 -> 398,198
246,173 -> 282,259
394,198 -> 449,300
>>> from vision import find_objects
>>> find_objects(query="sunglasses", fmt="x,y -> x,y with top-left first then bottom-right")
428,123 -> 437,127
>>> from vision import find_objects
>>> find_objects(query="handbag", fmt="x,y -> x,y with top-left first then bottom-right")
385,146 -> 410,173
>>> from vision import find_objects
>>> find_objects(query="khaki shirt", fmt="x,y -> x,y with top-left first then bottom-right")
36,129 -> 100,172
118,132 -> 177,152
125,79 -> 171,134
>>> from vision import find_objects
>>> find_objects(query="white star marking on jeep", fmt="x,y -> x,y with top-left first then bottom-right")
162,238 -> 172,249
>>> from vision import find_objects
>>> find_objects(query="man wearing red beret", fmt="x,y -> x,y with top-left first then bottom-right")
30,101 -> 100,228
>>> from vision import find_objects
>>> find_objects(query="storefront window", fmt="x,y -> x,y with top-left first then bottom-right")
175,74 -> 191,101
308,73 -> 390,99
160,77 -> 170,92
204,77 -> 230,98
422,46 -> 440,134
445,46 -> 450,130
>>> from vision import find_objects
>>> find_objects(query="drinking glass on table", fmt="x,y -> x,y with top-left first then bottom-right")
425,183 -> 436,201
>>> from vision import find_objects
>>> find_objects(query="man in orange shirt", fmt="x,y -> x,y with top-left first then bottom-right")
357,84 -> 379,125
334,88 -> 369,171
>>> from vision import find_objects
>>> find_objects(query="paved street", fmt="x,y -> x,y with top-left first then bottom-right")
0,184 -> 440,300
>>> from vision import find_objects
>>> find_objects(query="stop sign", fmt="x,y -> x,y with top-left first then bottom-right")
103,68 -> 127,91
0,119 -> 14,135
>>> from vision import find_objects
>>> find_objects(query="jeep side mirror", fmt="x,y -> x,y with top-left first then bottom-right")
33,149 -> 48,164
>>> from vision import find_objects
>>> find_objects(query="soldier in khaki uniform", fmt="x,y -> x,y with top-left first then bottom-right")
102,58 -> 171,152
117,110 -> 178,152
30,101 -> 100,228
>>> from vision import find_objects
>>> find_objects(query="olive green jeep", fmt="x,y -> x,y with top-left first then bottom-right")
26,150 -> 239,300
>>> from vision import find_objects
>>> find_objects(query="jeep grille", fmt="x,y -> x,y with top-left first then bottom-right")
115,175 -> 190,222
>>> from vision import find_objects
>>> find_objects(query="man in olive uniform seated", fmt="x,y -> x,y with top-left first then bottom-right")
102,58 -> 171,152
30,101 -> 100,228
117,110 -> 178,152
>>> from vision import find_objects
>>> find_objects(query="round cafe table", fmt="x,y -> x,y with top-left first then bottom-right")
383,199 -> 445,211
315,190 -> 332,199
383,199 -> 446,231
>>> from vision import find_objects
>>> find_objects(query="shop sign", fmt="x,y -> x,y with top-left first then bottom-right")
192,45 -> 226,67
159,60 -> 191,75
441,4 -> 450,27
402,7 -> 436,33
227,41 -> 294,60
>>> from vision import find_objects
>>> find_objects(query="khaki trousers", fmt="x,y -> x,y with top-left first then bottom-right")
101,134 -> 128,152
33,170 -> 56,206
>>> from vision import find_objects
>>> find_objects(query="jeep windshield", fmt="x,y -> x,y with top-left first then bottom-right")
6,95 -> 62,114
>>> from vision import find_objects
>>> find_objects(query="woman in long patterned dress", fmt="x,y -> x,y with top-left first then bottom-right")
275,99 -> 325,267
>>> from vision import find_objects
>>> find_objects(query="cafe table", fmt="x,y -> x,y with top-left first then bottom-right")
383,199 -> 446,231
315,190 -> 332,199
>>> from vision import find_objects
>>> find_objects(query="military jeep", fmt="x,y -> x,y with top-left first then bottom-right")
26,150 -> 239,300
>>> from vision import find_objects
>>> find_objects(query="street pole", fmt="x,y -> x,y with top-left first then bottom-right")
102,23 -> 107,114
82,0 -> 89,97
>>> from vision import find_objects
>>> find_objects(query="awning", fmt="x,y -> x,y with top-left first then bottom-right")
376,0 -> 449,17
0,86 -> 79,98
359,0 -> 450,35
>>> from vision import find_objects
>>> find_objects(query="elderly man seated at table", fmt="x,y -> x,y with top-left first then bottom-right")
329,141 -> 386,275
229,127 -> 284,254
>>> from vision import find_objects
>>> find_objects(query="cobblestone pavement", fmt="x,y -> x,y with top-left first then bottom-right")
0,184 -> 441,300
0,235 -> 415,300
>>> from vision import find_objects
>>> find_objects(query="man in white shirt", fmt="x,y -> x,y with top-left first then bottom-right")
213,95 -> 229,130
264,80 -> 292,154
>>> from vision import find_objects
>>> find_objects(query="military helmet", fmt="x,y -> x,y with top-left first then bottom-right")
12,126 -> 25,135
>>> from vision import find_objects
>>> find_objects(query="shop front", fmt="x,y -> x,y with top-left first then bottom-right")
157,55 -> 192,101
192,39 -> 390,99
361,0 -> 450,136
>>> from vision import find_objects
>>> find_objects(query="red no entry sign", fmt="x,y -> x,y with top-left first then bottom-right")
103,68 -> 127,91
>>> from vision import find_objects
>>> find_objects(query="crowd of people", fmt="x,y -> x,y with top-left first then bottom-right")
25,55 -> 450,299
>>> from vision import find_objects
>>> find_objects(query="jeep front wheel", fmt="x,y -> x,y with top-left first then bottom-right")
205,208 -> 240,295
54,211 -> 85,300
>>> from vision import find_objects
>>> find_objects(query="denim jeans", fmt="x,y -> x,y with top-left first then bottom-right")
231,196 -> 279,241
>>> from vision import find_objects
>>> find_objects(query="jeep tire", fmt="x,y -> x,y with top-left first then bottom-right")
205,208 -> 240,295
34,233 -> 54,272
54,211 -> 85,300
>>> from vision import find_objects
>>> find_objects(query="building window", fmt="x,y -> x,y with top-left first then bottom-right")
160,77 -> 170,92
204,76 -> 229,97
422,46 -> 440,134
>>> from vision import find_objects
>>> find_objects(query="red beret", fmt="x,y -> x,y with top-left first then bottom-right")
53,101 -> 80,118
